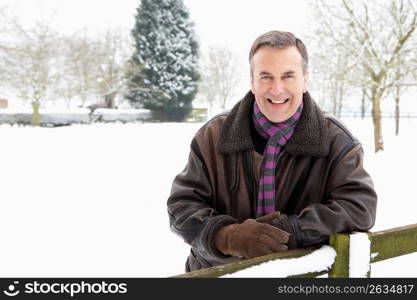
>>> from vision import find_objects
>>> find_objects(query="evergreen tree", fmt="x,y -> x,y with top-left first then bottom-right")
126,0 -> 200,121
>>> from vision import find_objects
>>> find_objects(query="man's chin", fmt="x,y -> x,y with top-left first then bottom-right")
264,113 -> 289,123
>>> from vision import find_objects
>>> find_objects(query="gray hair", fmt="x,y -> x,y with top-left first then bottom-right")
249,30 -> 308,75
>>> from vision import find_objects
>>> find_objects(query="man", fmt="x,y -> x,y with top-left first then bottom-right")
167,31 -> 377,272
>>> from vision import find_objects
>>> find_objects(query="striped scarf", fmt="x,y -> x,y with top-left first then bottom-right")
252,101 -> 303,217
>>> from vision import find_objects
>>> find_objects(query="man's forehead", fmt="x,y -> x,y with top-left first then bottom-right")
252,61 -> 303,75
252,46 -> 303,69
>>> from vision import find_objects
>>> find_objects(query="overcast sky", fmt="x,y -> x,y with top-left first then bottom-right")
3,0 -> 417,112
2,0 -> 311,57
2,0 -> 311,100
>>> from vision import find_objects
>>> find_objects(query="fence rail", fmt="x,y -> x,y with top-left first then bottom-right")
172,223 -> 417,278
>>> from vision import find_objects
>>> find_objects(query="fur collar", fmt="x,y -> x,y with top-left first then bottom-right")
217,91 -> 329,157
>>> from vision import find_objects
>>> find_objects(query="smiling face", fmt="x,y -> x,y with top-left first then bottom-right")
250,46 -> 308,123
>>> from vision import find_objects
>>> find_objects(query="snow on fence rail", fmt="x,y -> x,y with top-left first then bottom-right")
172,223 -> 417,278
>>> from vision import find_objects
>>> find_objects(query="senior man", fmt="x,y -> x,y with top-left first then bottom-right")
167,30 -> 377,272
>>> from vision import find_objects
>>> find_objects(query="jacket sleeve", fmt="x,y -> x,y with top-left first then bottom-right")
167,138 -> 237,261
291,143 -> 377,248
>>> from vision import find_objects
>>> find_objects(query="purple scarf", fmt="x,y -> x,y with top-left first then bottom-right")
252,101 -> 303,217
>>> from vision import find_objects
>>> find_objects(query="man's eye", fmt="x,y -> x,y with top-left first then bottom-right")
283,75 -> 294,79
261,76 -> 272,80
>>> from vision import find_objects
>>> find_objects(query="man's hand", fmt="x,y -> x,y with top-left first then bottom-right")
256,211 -> 281,224
256,211 -> 298,249
214,219 -> 289,259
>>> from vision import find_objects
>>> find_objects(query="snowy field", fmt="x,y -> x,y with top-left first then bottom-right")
0,116 -> 416,277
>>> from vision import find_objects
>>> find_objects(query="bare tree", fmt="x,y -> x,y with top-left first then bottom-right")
387,2 -> 417,135
0,4 -> 8,50
0,4 -> 135,114
60,30 -> 99,107
0,16 -> 62,123
309,0 -> 417,152
59,28 -> 133,109
94,29 -> 134,108
0,4 -> 17,96
198,46 -> 242,114
309,36 -> 354,118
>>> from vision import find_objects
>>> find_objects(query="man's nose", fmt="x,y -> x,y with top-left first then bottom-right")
270,80 -> 285,94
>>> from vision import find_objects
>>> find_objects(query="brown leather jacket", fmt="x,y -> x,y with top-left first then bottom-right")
167,91 -> 377,272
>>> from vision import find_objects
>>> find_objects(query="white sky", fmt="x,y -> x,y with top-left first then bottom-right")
2,0 -> 310,58
1,0 -> 312,108
2,0 -> 416,112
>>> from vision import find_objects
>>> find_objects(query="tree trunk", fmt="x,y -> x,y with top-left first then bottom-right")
220,95 -> 227,111
331,81 -> 337,116
361,88 -> 366,119
31,101 -> 41,126
104,92 -> 116,108
337,96 -> 342,118
395,86 -> 400,136
371,96 -> 383,152
337,82 -> 343,118
320,77 -> 326,109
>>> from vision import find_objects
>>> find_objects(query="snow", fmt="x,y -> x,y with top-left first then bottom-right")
0,108 -> 151,125
92,109 -> 152,123
349,232 -> 371,278
346,117 -> 417,232
0,116 -> 416,277
222,246 -> 336,278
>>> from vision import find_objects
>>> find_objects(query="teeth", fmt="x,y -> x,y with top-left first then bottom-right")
268,98 -> 289,104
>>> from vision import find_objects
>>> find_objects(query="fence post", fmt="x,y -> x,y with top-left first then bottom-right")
348,232 -> 371,278
328,233 -> 350,278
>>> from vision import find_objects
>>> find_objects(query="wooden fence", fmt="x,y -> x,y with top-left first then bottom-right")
172,223 -> 417,278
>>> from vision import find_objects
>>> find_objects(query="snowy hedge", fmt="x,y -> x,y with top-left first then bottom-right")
0,108 -> 152,126
91,109 -> 152,123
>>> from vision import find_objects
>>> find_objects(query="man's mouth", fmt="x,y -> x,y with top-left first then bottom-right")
267,98 -> 290,104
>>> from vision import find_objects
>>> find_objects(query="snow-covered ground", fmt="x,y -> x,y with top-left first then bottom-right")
0,117 -> 416,277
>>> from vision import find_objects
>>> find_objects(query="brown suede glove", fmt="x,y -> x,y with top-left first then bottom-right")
256,211 -> 298,250
256,211 -> 281,224
214,219 -> 289,259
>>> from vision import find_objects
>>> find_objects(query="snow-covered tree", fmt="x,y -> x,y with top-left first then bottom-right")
1,21 -> 61,112
61,31 -> 98,107
309,0 -> 417,152
199,46 -> 242,114
60,29 -> 133,108
93,29 -> 134,108
0,6 -> 61,122
126,0 -> 200,121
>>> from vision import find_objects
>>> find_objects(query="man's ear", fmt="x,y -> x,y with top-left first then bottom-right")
302,71 -> 309,93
